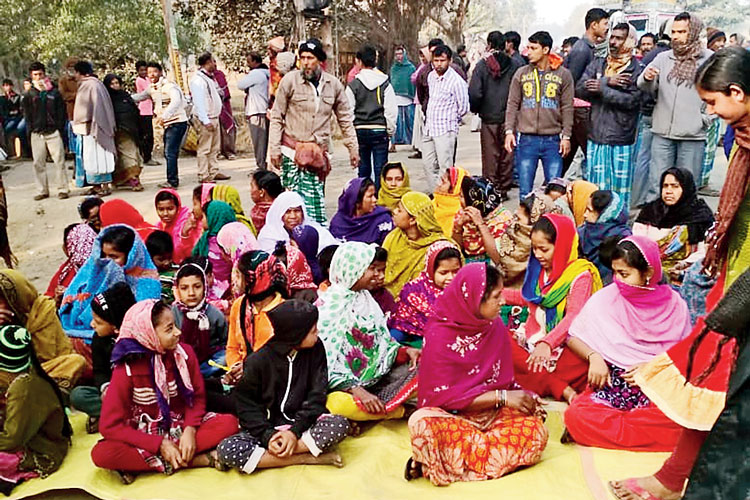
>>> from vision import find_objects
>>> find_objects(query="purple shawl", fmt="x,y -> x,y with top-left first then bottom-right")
330,177 -> 393,245
213,70 -> 235,133
418,263 -> 514,411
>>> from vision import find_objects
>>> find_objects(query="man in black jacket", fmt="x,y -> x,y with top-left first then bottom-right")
564,7 -> 610,176
575,23 -> 642,208
22,61 -> 69,200
469,31 -> 522,199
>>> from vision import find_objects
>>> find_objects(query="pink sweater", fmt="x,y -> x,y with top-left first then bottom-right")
502,272 -> 594,350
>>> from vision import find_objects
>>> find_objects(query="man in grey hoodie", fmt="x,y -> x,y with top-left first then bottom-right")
346,45 -> 397,190
637,12 -> 712,203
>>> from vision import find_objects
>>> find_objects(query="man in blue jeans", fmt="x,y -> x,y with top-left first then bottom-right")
132,62 -> 189,188
504,31 -> 574,199
346,45 -> 397,190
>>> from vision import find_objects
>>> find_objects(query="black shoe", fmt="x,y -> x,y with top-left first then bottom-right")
408,152 -> 422,159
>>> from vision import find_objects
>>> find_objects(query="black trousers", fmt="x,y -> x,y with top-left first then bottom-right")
138,115 -> 154,163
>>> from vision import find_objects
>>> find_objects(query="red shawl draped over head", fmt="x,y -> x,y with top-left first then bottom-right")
100,199 -> 157,242
418,262 -> 514,411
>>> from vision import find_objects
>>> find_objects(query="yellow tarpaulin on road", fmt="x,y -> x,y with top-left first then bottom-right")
15,411 -> 669,500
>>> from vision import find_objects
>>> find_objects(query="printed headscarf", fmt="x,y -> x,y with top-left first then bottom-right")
0,325 -> 31,373
217,222 -> 259,266
668,13 -> 705,85
211,184 -> 256,234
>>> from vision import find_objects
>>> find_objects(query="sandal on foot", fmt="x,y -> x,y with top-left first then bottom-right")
116,470 -> 136,485
404,457 -> 423,481
608,478 -> 664,500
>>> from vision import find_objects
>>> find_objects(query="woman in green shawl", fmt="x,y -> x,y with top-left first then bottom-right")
389,46 -> 416,147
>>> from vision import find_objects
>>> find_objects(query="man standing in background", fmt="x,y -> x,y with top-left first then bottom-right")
238,52 -> 270,170
135,60 -> 157,166
389,45 -> 416,152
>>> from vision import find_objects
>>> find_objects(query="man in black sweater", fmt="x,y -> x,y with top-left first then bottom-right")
469,31 -> 522,200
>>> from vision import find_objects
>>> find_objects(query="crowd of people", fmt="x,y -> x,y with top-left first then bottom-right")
0,7 -> 749,500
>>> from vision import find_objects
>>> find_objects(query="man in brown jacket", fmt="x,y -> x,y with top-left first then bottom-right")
504,31 -> 574,199
269,38 -> 359,224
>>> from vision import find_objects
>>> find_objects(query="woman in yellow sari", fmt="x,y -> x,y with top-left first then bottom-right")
569,180 -> 598,227
432,166 -> 468,236
0,270 -> 86,393
377,162 -> 411,212
383,192 -> 450,296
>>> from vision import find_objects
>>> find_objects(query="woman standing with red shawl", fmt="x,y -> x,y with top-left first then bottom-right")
406,263 -> 548,486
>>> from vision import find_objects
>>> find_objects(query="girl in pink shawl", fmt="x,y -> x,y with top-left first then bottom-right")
388,241 -> 462,347
155,189 -> 202,264
564,236 -> 692,452
406,263 -> 548,486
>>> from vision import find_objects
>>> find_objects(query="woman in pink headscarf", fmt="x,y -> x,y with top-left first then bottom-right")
91,300 -> 238,482
406,263 -> 548,486
563,236 -> 692,451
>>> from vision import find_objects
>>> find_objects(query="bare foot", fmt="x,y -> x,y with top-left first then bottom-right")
562,386 -> 578,404
347,420 -> 362,437
609,476 -> 682,500
305,452 -> 343,468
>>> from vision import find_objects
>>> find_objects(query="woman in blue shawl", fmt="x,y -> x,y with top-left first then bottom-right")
578,190 -> 632,284
59,224 -> 161,341
389,46 -> 416,146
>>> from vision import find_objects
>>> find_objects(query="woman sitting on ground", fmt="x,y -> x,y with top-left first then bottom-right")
154,188 -> 202,265
0,270 -> 87,393
257,191 -> 338,255
91,300 -> 238,483
388,241 -> 462,347
330,177 -> 393,245
0,325 -> 73,496
319,242 -> 420,421
544,177 -> 573,218
503,214 -> 602,403
406,263 -> 548,486
377,162 -> 411,212
211,184 -> 256,234
496,194 -> 562,289
217,300 -> 349,473
432,166 -> 468,236
569,180 -> 598,227
59,225 -> 161,342
45,222 -> 97,307
564,236 -> 691,451
250,170 -> 283,231
192,201 -> 237,298
634,167 -> 715,282
99,199 -> 158,242
216,222 -> 259,295
383,191 -> 448,296
103,74 -> 144,192
452,175 -> 513,263
578,190 -> 632,284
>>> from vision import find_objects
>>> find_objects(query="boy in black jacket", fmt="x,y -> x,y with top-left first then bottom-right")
217,300 -> 349,472
70,282 -> 136,433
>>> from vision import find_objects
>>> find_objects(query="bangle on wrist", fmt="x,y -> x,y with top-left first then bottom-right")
495,389 -> 500,409
501,390 -> 507,407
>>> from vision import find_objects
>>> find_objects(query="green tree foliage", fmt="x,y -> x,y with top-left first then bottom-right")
0,0 -> 202,77
684,0 -> 750,30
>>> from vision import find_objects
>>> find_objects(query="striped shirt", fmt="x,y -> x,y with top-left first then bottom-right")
425,67 -> 469,137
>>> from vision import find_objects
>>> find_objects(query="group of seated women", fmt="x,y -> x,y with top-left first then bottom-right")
0,160 -> 724,497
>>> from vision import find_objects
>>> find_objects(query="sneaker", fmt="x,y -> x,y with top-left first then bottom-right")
145,159 -> 161,166
213,172 -> 231,181
33,193 -> 49,201
157,182 -> 178,189
58,192 -> 69,199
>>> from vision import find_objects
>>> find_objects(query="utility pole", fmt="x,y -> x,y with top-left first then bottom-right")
159,0 -> 188,94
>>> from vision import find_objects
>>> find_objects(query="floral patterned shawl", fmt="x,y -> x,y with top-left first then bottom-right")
316,242 -> 400,391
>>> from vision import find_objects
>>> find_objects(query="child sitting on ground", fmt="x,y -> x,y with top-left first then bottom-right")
364,247 -> 397,318
146,230 -> 178,304
171,262 -> 228,378
315,245 -> 338,294
70,282 -> 136,434
217,300 -> 349,472
389,241 -> 462,347
91,300 -> 238,483
181,256 -> 230,315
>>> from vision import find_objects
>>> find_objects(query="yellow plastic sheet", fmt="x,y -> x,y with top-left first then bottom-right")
15,411 -> 669,500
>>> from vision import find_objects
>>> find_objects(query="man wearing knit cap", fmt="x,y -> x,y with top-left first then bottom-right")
269,38 -> 359,224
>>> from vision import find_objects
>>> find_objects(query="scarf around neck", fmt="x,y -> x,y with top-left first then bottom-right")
668,14 -> 705,85
378,164 -> 411,211
605,23 -> 637,77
